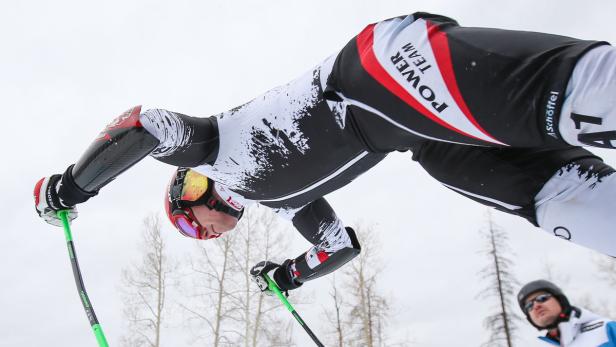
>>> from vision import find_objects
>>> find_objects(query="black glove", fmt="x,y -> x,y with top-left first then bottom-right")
34,165 -> 97,226
250,260 -> 303,293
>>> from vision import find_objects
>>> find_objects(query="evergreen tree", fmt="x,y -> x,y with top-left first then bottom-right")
477,211 -> 520,347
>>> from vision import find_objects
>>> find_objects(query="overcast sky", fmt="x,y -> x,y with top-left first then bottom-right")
2,0 -> 616,346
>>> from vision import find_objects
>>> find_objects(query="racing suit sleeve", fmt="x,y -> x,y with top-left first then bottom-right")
59,106 -> 218,205
282,198 -> 361,285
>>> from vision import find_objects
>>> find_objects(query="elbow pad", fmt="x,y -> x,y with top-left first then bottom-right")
71,106 -> 160,192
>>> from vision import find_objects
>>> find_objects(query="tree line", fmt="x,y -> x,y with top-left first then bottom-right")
118,208 -> 616,347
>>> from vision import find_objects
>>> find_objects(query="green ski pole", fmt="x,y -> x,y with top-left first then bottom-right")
57,210 -> 109,347
263,274 -> 324,347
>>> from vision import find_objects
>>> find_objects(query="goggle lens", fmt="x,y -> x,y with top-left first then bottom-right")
174,215 -> 202,239
181,170 -> 209,202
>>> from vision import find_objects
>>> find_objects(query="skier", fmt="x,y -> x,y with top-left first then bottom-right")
35,12 -> 616,292
518,280 -> 616,346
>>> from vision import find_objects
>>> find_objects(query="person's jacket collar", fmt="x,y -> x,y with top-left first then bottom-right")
537,307 -> 606,346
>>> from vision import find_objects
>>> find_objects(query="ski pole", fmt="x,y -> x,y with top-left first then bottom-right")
57,210 -> 109,347
263,274 -> 324,347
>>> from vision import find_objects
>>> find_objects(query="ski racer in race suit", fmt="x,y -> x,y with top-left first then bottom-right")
35,12 -> 616,292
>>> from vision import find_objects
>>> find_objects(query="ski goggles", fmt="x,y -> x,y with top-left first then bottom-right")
523,293 -> 553,313
168,168 -> 243,239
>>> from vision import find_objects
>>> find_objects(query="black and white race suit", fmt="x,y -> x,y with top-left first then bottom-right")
72,12 -> 616,287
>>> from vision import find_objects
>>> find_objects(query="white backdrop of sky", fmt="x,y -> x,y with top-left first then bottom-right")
2,1 -> 616,346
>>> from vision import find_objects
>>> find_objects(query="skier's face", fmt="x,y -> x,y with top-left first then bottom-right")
525,291 -> 562,328
191,201 -> 239,238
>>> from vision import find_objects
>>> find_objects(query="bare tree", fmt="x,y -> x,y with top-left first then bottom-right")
574,293 -> 613,318
542,256 -> 615,318
337,224 -> 399,347
596,255 -> 616,287
594,254 -> 616,317
541,260 -> 571,286
324,274 -> 346,347
321,223 -> 412,347
227,206 -> 296,347
180,227 -> 237,347
120,214 -> 176,347
179,206 -> 296,346
477,210 -> 520,347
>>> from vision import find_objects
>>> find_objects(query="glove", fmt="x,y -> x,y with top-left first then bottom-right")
34,174 -> 78,226
34,165 -> 98,226
250,260 -> 303,294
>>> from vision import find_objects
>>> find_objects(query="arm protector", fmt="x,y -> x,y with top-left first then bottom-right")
62,106 -> 222,206
288,198 -> 361,284
60,106 -> 160,205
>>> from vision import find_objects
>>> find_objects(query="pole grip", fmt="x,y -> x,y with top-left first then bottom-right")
58,210 -> 73,242
263,274 -> 296,313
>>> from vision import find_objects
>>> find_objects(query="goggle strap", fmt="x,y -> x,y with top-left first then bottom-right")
206,197 -> 243,219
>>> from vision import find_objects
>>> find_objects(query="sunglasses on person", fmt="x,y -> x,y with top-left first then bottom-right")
524,293 -> 553,313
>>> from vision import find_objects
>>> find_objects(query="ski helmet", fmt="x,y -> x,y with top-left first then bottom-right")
517,279 -> 572,330
165,168 -> 244,239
